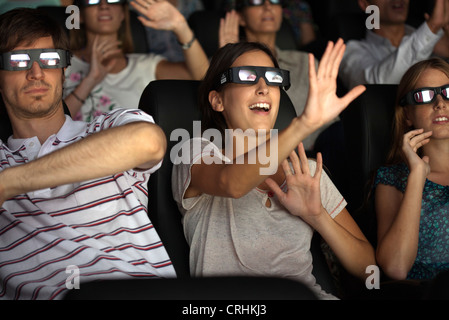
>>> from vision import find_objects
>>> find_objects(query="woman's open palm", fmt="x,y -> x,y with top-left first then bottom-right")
301,39 -> 366,131
265,143 -> 323,223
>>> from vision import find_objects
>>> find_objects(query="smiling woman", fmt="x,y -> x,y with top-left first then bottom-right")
63,0 -> 209,122
374,58 -> 449,285
171,41 -> 375,300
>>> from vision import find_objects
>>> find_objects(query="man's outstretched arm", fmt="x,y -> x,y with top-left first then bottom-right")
0,121 -> 166,206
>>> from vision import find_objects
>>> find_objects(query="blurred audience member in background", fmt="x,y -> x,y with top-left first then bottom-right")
340,0 -> 449,90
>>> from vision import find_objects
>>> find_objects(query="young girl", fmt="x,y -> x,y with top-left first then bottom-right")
64,0 -> 208,121
374,58 -> 449,282
172,40 -> 374,299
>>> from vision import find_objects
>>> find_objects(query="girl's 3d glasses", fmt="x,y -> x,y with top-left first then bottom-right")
400,84 -> 449,106
220,66 -> 290,90
76,0 -> 126,6
0,49 -> 71,71
237,0 -> 283,9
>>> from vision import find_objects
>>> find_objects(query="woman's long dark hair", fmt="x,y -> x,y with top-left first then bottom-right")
198,41 -> 280,138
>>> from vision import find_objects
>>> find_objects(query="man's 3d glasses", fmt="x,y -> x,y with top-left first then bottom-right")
220,66 -> 290,91
400,85 -> 449,106
76,0 -> 126,7
0,49 -> 71,71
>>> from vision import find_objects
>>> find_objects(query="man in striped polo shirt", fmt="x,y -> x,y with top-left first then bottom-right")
0,8 -> 176,299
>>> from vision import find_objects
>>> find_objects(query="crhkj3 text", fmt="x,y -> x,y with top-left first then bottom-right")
182,304 -> 267,317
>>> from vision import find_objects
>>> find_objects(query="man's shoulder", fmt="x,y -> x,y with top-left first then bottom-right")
85,108 -> 155,132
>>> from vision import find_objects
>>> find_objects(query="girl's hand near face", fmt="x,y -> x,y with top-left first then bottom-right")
265,143 -> 325,226
86,35 -> 122,85
299,39 -> 366,134
402,128 -> 432,180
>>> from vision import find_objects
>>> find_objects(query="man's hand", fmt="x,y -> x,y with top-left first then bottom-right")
425,0 -> 449,34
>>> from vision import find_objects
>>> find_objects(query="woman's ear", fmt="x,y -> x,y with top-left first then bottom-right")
209,90 -> 224,112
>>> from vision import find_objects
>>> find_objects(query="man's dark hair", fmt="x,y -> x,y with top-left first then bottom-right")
0,8 -> 69,53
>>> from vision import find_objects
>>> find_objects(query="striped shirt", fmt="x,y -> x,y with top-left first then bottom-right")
0,108 -> 175,300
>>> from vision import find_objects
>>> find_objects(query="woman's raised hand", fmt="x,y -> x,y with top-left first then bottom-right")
87,35 -> 122,84
300,39 -> 366,133
265,143 -> 324,225
219,10 -> 240,48
131,0 -> 187,33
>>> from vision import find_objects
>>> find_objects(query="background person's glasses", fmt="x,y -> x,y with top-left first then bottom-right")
78,0 -> 126,6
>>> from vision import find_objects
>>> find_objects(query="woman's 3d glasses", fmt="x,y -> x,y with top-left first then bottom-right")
400,85 -> 449,106
0,49 -> 71,71
220,66 -> 290,91
77,0 -> 126,6
237,0 -> 283,9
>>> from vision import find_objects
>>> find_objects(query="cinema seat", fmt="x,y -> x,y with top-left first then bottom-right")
340,84 -> 398,246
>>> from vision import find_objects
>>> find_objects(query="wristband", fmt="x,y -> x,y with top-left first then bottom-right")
178,33 -> 196,50
72,91 -> 85,104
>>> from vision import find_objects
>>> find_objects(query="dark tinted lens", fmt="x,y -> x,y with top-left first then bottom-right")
414,89 -> 434,103
442,86 -> 449,99
84,0 -> 123,5
10,53 -> 31,69
248,0 -> 264,5
238,68 -> 258,81
265,70 -> 283,83
39,52 -> 61,67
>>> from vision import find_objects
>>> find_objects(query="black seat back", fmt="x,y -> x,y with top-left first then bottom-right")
0,98 -> 12,142
138,80 -> 200,278
340,84 -> 398,245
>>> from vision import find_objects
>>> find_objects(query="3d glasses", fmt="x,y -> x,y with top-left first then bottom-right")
77,0 -> 126,6
0,49 -> 71,71
237,0 -> 283,9
220,66 -> 290,90
400,85 -> 449,106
